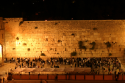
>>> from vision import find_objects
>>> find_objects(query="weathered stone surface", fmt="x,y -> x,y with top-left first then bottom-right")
0,18 -> 125,59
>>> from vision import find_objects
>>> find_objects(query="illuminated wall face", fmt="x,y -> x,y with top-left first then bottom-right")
0,45 -> 2,63
3,18 -> 125,59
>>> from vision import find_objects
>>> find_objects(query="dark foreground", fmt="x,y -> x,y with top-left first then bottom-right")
6,80 -> 125,83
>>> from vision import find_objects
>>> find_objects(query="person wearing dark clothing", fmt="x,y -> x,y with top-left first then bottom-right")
31,62 -> 32,66
115,71 -> 117,81
22,63 -> 23,67
64,59 -> 66,65
55,75 -> 58,81
29,72 -> 30,75
75,63 -> 76,67
28,62 -> 29,67
40,80 -> 43,83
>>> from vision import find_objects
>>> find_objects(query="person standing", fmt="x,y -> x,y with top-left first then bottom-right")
75,63 -> 76,68
115,68 -> 119,81
55,75 -> 58,81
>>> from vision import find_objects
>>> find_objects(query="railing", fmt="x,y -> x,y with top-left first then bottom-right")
10,74 -> 125,81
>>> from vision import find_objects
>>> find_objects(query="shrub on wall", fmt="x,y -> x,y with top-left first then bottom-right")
35,27 -> 38,29
109,53 -> 112,56
12,48 -> 15,50
27,48 -> 30,51
82,46 -> 87,51
50,48 -> 52,50
71,51 -> 77,56
55,23 -> 58,25
105,41 -> 111,48
16,37 -> 19,40
41,53 -> 46,56
90,42 -> 96,50
93,28 -> 97,30
78,41 -> 83,49
23,43 -> 27,46
58,40 -> 62,42
19,21 -> 24,26
85,40 -> 88,42
71,33 -> 75,36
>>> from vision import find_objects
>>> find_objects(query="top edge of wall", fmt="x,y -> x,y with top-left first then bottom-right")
0,17 -> 3,20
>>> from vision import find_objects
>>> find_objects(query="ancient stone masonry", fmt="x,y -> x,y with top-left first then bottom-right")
0,18 -> 125,59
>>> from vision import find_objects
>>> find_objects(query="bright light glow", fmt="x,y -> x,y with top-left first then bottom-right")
0,45 -> 2,57
16,41 -> 20,46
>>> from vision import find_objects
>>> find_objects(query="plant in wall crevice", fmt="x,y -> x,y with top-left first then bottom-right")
23,43 -> 27,46
82,46 -> 87,51
71,33 -> 75,36
35,27 -> 38,29
93,28 -> 97,30
90,42 -> 96,50
19,21 -> 24,26
78,41 -> 83,49
27,48 -> 30,51
46,38 -> 48,41
41,53 -> 46,56
12,48 -> 16,50
85,40 -> 88,42
50,48 -> 52,50
55,23 -> 58,25
58,40 -> 62,43
71,51 -> 77,56
109,53 -> 112,56
16,37 -> 19,40
105,41 -> 111,48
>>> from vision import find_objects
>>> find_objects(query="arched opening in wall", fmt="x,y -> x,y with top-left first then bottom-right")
0,44 -> 2,64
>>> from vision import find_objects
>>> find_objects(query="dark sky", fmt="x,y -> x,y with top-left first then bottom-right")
0,0 -> 125,20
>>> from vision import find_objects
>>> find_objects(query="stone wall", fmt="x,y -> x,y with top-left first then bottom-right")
2,18 -> 125,59
0,17 -> 5,63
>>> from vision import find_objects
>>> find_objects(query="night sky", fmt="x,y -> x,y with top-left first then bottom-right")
0,0 -> 125,20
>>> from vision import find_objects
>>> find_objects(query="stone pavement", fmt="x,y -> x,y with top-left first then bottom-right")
0,58 -> 125,83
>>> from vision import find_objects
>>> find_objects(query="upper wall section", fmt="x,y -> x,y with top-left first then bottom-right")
3,17 -> 125,58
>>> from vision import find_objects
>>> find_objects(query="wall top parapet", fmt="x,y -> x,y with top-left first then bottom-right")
0,17 -> 3,20
3,17 -> 23,22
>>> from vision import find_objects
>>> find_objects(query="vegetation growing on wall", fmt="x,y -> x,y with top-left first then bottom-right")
50,48 -> 52,50
58,40 -> 62,42
93,28 -> 97,30
46,38 -> 48,41
82,46 -> 87,51
78,41 -> 83,49
71,51 -> 77,56
19,21 -> 24,26
55,23 -> 58,25
16,37 -> 19,40
105,41 -> 111,48
23,43 -> 27,46
85,40 -> 88,42
109,53 -> 112,56
41,53 -> 46,56
90,42 -> 96,50
78,41 -> 86,51
27,48 -> 30,51
12,48 -> 15,50
35,27 -> 38,29
71,33 -> 75,36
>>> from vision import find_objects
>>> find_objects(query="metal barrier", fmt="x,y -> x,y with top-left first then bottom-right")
11,74 -> 125,81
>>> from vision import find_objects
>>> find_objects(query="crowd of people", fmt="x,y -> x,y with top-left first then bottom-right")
4,57 -> 124,76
